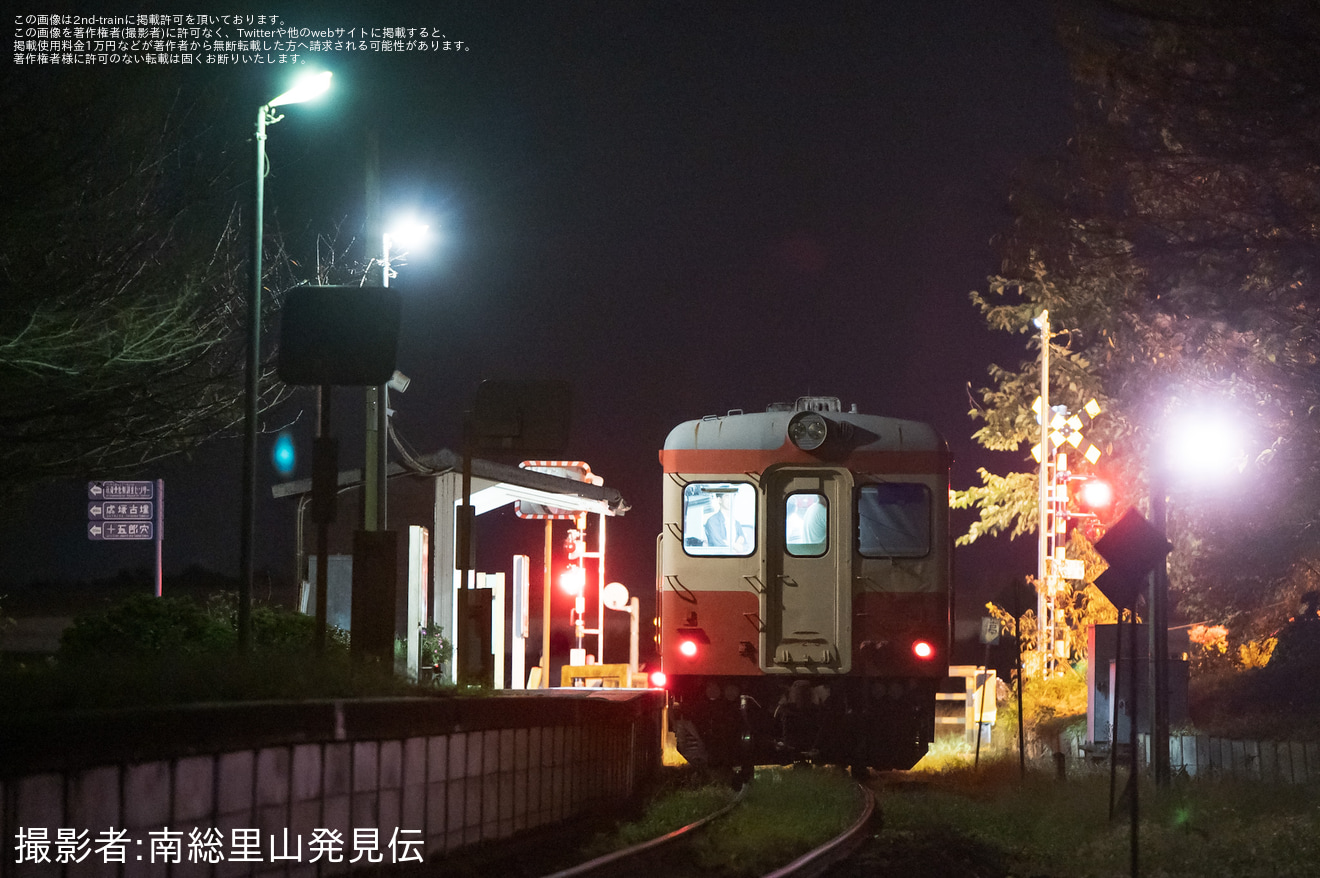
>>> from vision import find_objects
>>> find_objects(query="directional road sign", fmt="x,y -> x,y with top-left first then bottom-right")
88,521 -> 154,541
88,480 -> 155,501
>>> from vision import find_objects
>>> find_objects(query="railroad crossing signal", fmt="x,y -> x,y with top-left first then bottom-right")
1031,397 -> 1102,465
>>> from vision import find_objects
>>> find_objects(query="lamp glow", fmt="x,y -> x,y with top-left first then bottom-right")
1165,412 -> 1245,481
267,71 -> 333,108
559,567 -> 586,596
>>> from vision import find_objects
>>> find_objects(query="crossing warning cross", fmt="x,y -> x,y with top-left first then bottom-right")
1032,397 -> 1102,465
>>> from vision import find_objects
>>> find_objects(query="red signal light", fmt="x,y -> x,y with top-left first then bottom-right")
1077,478 -> 1114,511
912,640 -> 935,660
678,640 -> 698,658
649,670 -> 667,688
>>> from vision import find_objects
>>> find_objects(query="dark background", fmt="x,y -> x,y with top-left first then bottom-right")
3,3 -> 1068,656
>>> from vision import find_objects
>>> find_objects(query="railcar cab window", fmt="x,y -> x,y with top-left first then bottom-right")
785,493 -> 828,557
683,483 -> 755,556
857,482 -> 930,557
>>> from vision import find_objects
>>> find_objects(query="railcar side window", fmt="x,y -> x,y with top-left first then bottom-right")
857,483 -> 930,557
682,483 -> 756,556
785,493 -> 828,557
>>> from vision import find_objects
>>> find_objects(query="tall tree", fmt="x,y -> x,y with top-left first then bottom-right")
0,69 -> 293,503
958,0 -> 1320,643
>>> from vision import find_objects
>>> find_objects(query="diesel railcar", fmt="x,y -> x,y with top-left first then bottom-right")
656,396 -> 951,774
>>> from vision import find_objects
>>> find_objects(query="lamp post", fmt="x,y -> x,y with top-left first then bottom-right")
241,71 -> 331,648
1149,406 -> 1245,786
1035,311 -> 1051,674
363,222 -> 428,532
1149,464 -> 1171,787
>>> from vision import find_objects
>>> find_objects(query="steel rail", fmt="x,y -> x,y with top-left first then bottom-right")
539,782 -> 750,878
540,774 -> 873,878
762,782 -> 875,878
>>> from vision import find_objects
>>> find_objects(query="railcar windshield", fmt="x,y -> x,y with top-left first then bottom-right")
785,492 -> 828,557
682,482 -> 756,556
857,482 -> 930,557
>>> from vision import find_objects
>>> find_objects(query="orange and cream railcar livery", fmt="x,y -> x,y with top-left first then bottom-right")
657,396 -> 951,774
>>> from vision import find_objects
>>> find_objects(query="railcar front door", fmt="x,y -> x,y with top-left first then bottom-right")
763,469 -> 851,672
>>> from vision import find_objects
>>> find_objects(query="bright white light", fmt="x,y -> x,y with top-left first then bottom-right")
267,71 -> 332,108
1164,410 -> 1246,480
385,221 -> 430,251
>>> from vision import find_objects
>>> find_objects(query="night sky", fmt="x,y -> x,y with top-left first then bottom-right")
3,3 -> 1068,636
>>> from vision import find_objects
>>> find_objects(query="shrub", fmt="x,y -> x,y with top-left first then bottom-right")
59,593 -> 234,659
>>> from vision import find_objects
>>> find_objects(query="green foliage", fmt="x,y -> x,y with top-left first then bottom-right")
960,0 -> 1320,651
950,469 -> 1038,546
58,591 -> 350,661
59,593 -> 234,659
580,782 -> 735,859
420,628 -> 453,667
690,767 -> 861,876
0,592 -> 402,713
877,766 -> 1320,878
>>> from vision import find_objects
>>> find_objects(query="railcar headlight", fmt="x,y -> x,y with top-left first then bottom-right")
788,411 -> 829,451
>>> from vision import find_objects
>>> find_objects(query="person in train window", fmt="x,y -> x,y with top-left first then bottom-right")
786,493 -> 827,554
705,491 -> 746,549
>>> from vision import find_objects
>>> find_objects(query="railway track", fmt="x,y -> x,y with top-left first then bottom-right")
540,771 -> 876,878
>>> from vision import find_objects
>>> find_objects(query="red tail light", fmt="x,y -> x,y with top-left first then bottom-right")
678,639 -> 699,658
912,640 -> 935,660
649,670 -> 667,688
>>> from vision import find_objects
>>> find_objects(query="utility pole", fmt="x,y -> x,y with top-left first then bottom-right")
363,128 -> 385,531
1036,310 -> 1051,675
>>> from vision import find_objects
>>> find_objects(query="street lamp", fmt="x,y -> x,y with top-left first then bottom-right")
382,221 -> 430,288
1149,403 -> 1246,785
240,70 -> 332,648
363,221 -> 430,532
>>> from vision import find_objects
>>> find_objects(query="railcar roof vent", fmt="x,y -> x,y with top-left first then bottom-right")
766,401 -> 794,412
794,396 -> 842,413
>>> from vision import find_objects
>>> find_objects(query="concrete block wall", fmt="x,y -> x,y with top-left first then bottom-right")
1,691 -> 663,877
1164,733 -> 1320,783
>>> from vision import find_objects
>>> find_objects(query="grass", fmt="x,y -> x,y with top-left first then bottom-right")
579,765 -> 863,877
691,766 -> 864,875
580,777 -> 737,856
871,743 -> 1320,877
